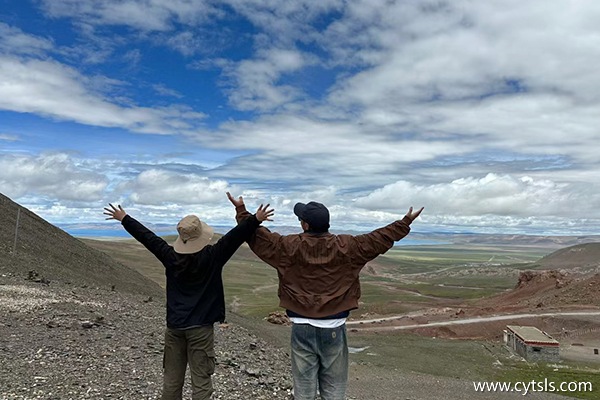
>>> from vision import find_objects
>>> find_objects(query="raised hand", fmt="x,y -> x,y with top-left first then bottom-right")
405,206 -> 424,222
103,203 -> 127,221
226,192 -> 245,208
255,204 -> 275,222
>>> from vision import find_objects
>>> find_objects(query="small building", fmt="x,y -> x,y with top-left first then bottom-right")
504,325 -> 560,362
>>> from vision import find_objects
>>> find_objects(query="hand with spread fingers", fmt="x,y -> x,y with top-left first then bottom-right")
103,203 -> 127,222
228,192 -> 273,222
405,206 -> 424,222
255,204 -> 275,222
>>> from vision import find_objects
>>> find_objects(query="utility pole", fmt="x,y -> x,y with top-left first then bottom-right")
13,208 -> 21,255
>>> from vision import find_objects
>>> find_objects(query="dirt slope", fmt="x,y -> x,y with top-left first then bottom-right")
471,243 -> 600,312
534,243 -> 600,270
0,193 -> 162,297
478,270 -> 600,312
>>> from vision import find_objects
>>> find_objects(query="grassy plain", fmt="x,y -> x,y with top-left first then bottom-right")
497,362 -> 600,399
83,237 -> 599,399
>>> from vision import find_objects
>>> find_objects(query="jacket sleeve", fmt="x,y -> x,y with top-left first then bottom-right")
121,214 -> 172,264
351,216 -> 412,263
211,214 -> 261,265
235,204 -> 282,268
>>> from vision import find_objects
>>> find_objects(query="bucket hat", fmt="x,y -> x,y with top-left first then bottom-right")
173,215 -> 214,254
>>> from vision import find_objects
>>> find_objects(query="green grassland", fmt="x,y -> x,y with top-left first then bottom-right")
374,245 -> 548,271
221,258 -> 280,317
497,361 -> 600,399
82,238 -> 553,317
348,332 -> 504,380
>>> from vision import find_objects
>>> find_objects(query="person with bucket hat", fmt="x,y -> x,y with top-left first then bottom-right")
103,198 -> 274,400
227,192 -> 423,400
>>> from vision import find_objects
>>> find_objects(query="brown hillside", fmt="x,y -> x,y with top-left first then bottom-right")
479,270 -> 600,311
0,193 -> 162,297
534,242 -> 600,270
475,242 -> 600,312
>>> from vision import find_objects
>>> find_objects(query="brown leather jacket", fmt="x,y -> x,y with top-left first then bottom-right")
236,205 -> 413,318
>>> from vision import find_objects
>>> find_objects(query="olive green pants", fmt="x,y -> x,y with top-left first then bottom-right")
162,325 -> 216,400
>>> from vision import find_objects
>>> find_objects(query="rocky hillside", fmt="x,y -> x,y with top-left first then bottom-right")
472,242 -> 600,312
0,193 -> 161,297
479,270 -> 600,311
0,193 -> 294,399
533,242 -> 600,272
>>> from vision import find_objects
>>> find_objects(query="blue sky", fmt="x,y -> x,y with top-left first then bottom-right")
1,0 -> 600,236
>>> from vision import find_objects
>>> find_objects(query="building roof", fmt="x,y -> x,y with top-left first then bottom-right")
506,325 -> 559,346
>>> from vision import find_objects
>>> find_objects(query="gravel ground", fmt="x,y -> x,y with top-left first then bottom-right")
0,272 -> 581,400
0,272 -> 293,400
346,364 -> 576,400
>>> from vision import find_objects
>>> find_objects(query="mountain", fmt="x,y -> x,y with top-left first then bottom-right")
475,244 -> 600,311
0,193 -> 162,297
532,242 -> 600,271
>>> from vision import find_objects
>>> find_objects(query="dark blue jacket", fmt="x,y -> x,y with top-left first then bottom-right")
121,214 -> 260,329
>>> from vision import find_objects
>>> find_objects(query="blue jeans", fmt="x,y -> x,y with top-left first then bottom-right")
162,326 -> 215,400
291,323 -> 348,400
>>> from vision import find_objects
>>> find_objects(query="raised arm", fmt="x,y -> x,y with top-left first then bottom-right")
210,197 -> 275,265
227,192 -> 249,223
352,206 -> 424,263
103,203 -> 172,262
227,192 -> 284,268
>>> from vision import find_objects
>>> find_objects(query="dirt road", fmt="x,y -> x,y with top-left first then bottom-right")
348,311 -> 600,331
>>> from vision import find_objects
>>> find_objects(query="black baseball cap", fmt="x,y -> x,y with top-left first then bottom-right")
294,201 -> 330,232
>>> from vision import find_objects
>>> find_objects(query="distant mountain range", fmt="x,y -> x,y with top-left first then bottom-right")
58,222 -> 600,249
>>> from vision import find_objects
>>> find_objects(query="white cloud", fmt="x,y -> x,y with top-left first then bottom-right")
0,133 -> 20,142
0,55 -> 206,133
152,83 -> 183,98
323,0 -> 600,103
200,114 -> 471,169
222,0 -> 344,42
225,48 -> 315,111
128,169 -> 231,205
165,31 -> 202,57
38,0 -> 218,32
355,173 -> 598,219
0,153 -> 107,201
0,23 -> 54,56
428,95 -> 600,164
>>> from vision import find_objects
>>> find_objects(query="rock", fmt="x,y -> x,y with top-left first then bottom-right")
81,320 -> 95,329
264,311 -> 290,325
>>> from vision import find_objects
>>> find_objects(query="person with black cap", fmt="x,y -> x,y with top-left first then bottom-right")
103,199 -> 274,400
227,192 -> 423,400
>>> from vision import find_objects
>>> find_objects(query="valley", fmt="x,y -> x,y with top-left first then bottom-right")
83,234 -> 600,399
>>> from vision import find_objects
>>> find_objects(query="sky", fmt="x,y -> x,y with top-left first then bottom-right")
1,0 -> 600,236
